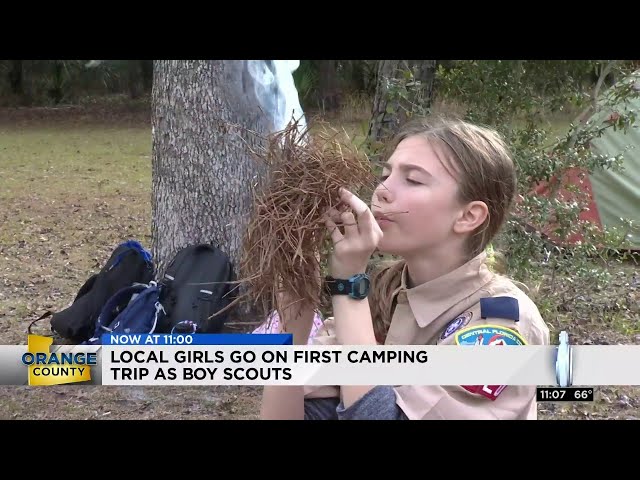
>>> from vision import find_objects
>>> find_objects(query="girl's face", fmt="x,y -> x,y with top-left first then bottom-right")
371,135 -> 466,258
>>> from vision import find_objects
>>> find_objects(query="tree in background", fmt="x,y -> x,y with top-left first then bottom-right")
152,61 -> 268,279
367,60 -> 438,155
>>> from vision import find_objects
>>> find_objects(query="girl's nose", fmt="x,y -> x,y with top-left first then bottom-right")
374,182 -> 393,204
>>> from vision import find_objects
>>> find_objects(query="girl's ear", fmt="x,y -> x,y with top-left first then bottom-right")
454,201 -> 488,234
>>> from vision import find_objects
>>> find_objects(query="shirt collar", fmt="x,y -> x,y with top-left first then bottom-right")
398,252 -> 495,328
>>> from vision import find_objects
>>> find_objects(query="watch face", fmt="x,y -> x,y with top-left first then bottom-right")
350,275 -> 370,299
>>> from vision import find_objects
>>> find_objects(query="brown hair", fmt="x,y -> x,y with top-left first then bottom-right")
369,116 -> 518,343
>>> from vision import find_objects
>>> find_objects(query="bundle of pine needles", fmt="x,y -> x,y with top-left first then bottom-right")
232,119 -> 378,327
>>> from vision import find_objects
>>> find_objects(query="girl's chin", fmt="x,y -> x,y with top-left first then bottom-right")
376,242 -> 404,258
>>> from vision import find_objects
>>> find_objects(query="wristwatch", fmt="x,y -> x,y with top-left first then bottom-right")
325,274 -> 370,300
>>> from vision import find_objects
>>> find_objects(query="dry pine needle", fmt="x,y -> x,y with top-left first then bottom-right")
228,119 -> 379,328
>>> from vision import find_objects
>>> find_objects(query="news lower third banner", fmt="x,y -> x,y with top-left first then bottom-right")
1,333 -> 640,386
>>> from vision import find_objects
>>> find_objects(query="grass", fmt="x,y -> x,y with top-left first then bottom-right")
0,125 -> 150,199
0,97 -> 639,420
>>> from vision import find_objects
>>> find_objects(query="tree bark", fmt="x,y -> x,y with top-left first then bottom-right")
368,60 -> 401,146
411,59 -> 437,106
151,60 -> 277,294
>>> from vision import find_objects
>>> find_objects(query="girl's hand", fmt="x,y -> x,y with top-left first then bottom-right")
325,188 -> 383,279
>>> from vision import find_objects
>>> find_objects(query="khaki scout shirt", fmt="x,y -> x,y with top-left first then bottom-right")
304,252 -> 550,420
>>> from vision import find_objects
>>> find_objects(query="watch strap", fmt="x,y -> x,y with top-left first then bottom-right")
325,276 -> 350,296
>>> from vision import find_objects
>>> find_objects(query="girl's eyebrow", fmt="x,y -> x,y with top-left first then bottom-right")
383,161 -> 433,177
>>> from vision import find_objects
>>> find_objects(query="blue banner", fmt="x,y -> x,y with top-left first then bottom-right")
102,333 -> 293,346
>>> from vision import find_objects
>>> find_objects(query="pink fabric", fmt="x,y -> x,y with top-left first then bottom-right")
252,310 -> 324,344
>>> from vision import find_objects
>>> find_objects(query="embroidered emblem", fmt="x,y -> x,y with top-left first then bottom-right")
455,324 -> 527,401
440,311 -> 473,340
454,324 -> 527,346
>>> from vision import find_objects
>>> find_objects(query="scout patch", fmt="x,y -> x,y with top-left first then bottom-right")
440,311 -> 473,340
454,324 -> 527,346
455,324 -> 527,401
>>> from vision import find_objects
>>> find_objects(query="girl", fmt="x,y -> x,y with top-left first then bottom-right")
259,116 -> 550,420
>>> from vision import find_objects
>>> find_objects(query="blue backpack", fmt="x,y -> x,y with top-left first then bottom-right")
83,282 -> 165,345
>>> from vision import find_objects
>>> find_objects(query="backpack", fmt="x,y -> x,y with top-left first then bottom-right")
156,243 -> 237,334
83,282 -> 164,345
47,240 -> 154,343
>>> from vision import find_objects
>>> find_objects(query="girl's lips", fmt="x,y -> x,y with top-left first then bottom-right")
374,212 -> 394,222
374,213 -> 395,227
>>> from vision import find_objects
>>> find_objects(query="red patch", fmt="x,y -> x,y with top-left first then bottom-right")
461,384 -> 508,401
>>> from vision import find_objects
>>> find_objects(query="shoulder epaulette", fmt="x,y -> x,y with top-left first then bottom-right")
480,296 -> 519,322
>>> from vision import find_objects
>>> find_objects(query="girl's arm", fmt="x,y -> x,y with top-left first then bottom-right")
331,295 -> 378,407
325,188 -> 385,409
259,301 -> 316,420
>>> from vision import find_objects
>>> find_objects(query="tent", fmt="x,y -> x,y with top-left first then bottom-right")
531,73 -> 640,250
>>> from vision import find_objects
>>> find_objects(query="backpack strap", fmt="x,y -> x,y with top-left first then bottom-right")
28,311 -> 55,336
197,288 -> 214,329
149,297 -> 166,334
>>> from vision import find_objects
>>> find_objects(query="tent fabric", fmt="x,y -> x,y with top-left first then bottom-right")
529,73 -> 640,250
530,166 -> 603,246
589,119 -> 640,248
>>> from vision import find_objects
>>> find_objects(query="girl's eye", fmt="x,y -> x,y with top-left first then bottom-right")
407,178 -> 422,185
379,174 -> 389,182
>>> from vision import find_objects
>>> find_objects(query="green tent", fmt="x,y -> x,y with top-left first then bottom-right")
586,75 -> 640,248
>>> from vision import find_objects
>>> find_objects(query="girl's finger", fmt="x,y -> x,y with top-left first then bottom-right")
325,216 -> 343,244
340,187 -> 376,235
339,187 -> 369,217
325,207 -> 342,223
340,210 -> 358,237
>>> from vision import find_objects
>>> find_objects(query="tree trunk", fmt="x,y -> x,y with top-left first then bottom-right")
8,60 -> 23,96
151,60 -> 303,326
367,60 -> 438,152
127,61 -> 142,99
316,60 -> 340,111
140,60 -> 153,93
49,60 -> 64,104
368,60 -> 401,148
411,59 -> 437,106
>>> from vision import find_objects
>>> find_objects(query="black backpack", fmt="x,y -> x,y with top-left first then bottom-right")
44,240 -> 154,343
157,243 -> 237,334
